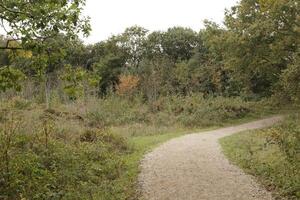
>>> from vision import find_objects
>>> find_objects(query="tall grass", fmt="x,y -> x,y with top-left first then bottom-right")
84,94 -> 269,131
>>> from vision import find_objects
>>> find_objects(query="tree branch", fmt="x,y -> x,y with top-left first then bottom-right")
0,46 -> 22,50
0,3 -> 33,18
0,39 -> 23,50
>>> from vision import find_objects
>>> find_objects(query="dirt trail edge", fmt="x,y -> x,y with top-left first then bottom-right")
138,116 -> 283,200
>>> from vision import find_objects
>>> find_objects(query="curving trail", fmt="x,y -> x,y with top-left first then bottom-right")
138,116 -> 283,200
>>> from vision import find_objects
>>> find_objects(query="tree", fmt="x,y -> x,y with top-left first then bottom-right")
116,74 -> 139,96
223,0 -> 300,97
138,56 -> 175,100
161,27 -> 199,62
144,27 -> 200,62
91,38 -> 127,95
117,26 -> 148,68
93,53 -> 125,95
145,31 -> 164,59
0,66 -> 25,92
65,39 -> 91,68
0,0 -> 91,107
199,21 -> 241,96
0,0 -> 90,49
281,51 -> 300,103
0,35 -> 9,66
61,64 -> 100,100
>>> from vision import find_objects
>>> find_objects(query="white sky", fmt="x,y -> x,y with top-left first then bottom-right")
83,0 -> 238,44
0,0 -> 239,44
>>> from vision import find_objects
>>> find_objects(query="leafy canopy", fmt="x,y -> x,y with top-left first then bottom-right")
0,0 -> 91,48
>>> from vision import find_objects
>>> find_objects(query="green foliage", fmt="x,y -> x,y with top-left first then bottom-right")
1,0 -> 299,101
154,95 -> 253,127
0,0 -> 299,199
118,26 -> 149,68
138,56 -> 175,99
223,0 -> 300,97
137,54 -> 233,98
0,66 -> 25,92
61,65 -> 100,100
0,94 -> 282,200
65,39 -> 91,68
0,0 -> 91,104
280,51 -> 300,103
0,0 -> 90,46
61,65 -> 85,99
90,38 -> 127,94
160,27 -> 200,61
0,112 -> 131,200
264,116 -> 300,162
86,95 -> 148,128
221,115 -> 300,199
85,94 -> 264,129
0,36 -> 10,66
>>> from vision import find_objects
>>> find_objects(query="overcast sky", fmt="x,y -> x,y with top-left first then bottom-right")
0,0 -> 239,44
83,0 -> 238,44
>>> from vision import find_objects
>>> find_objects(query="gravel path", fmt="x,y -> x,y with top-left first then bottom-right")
138,116 -> 283,200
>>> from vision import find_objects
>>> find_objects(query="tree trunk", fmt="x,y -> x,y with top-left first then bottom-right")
45,75 -> 51,109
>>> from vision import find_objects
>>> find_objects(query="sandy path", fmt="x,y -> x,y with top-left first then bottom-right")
138,116 -> 283,200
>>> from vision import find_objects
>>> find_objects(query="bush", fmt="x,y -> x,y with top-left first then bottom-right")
155,95 -> 252,127
280,52 -> 300,104
0,117 -> 131,200
86,95 -> 149,128
84,94 -> 257,129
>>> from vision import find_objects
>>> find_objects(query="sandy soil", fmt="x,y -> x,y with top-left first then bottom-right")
138,116 -> 283,200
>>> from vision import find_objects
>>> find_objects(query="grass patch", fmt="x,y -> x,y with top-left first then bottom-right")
220,115 -> 300,200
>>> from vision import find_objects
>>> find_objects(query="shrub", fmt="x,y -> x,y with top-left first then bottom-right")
116,74 -> 140,96
158,95 -> 252,127
280,52 -> 300,104
84,94 -> 263,129
0,117 -> 131,200
85,95 -> 148,128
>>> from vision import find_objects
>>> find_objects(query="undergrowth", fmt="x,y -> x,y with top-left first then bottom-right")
0,94 -> 280,199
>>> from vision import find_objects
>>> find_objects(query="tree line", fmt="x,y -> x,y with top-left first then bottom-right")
0,0 -> 299,104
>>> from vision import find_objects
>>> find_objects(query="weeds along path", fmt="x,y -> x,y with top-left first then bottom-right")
138,116 -> 283,200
